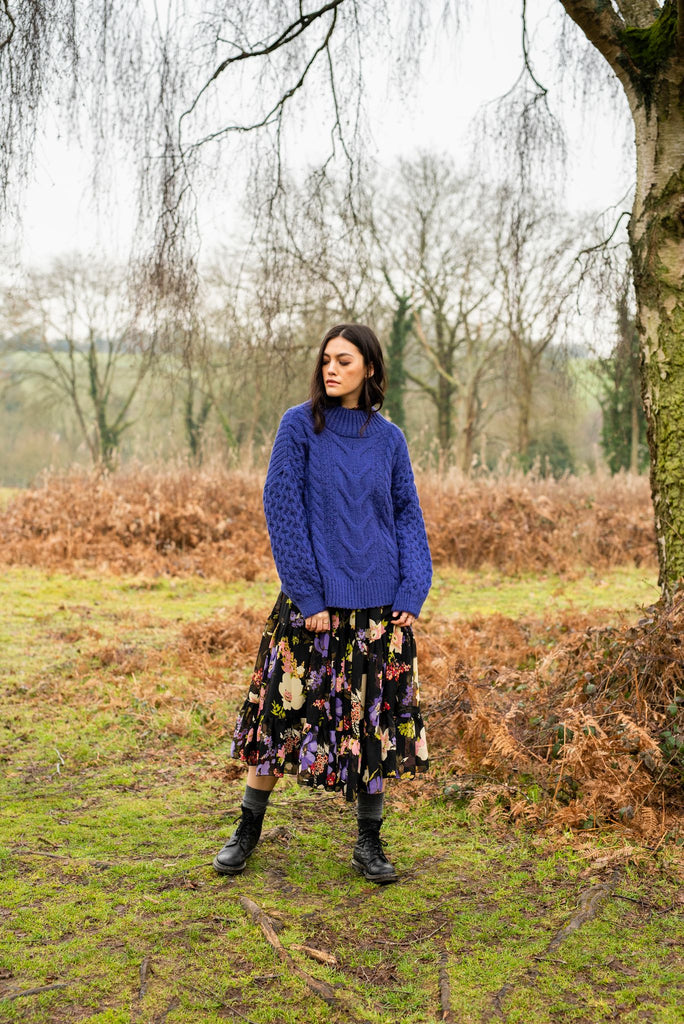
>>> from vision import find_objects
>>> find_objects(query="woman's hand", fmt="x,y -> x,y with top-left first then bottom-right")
305,610 -> 331,633
391,611 -> 415,627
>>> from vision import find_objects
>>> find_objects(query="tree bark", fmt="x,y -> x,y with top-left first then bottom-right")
630,393 -> 641,473
561,0 -> 684,595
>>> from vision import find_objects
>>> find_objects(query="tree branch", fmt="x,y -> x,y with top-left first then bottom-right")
613,1 -> 661,29
0,0 -> 15,52
404,369 -> 438,402
179,1 -> 345,127
558,0 -> 639,103
521,0 -> 548,96
412,310 -> 459,388
183,10 -> 339,153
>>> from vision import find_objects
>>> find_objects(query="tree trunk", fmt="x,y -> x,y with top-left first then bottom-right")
630,390 -> 641,474
384,295 -> 411,431
516,364 -> 533,457
560,0 -> 684,595
629,52 -> 684,591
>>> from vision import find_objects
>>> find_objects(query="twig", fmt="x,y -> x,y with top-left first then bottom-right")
290,944 -> 337,966
138,956 -> 151,1000
438,951 -> 454,1023
153,996 -> 180,1023
421,921 -> 449,942
11,849 -> 116,868
239,896 -> 337,1006
5,982 -> 68,1001
610,893 -> 653,908
649,830 -> 669,856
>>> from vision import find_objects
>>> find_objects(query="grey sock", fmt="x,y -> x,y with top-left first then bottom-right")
242,784 -> 271,816
356,790 -> 384,821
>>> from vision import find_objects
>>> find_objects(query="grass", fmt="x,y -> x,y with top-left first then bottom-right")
0,486 -> 19,508
0,562 -> 659,628
428,565 -> 659,618
1,565 -> 681,1023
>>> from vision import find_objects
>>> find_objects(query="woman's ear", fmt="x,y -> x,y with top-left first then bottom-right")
367,362 -> 374,378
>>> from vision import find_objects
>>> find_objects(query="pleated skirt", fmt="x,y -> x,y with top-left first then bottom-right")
231,592 -> 429,801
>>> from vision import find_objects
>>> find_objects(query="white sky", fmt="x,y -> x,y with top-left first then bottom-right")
4,0 -> 635,271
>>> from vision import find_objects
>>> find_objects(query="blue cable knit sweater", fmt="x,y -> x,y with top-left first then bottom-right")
263,401 -> 432,619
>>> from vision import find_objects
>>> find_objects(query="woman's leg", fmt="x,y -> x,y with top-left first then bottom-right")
353,779 -> 397,884
246,766 -> 279,791
213,771 -> 278,876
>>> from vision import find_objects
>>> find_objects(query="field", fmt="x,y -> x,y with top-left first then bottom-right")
1,470 -> 682,1023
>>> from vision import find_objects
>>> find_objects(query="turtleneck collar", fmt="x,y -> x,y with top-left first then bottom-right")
322,404 -> 385,438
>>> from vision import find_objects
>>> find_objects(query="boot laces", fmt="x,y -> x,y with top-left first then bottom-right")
234,808 -> 262,847
360,822 -> 388,861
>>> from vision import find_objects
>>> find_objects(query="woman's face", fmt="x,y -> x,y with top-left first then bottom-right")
322,336 -> 371,409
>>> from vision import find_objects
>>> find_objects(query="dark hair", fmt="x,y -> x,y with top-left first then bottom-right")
309,323 -> 386,434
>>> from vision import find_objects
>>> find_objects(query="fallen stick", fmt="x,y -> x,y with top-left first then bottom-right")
5,982 -> 68,1001
11,849 -> 116,868
153,996 -> 180,1023
290,944 -> 338,966
438,951 -> 454,1023
239,896 -> 337,1006
138,956 -> 151,1000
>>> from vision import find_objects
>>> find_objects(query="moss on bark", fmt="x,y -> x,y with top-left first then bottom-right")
633,168 -> 684,594
618,1 -> 678,110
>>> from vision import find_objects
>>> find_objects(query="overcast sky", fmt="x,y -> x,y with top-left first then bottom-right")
4,0 -> 634,271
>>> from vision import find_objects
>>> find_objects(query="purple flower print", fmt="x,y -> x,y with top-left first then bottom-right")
314,631 -> 330,657
366,774 -> 384,795
290,609 -> 305,628
368,695 -> 381,729
307,666 -> 324,692
299,730 -> 318,772
401,682 -> 414,707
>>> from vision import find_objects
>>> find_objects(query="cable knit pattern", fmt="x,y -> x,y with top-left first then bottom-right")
262,402 -> 432,619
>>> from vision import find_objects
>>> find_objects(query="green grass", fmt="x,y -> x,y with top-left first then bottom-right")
428,565 -> 659,618
0,486 -> 19,508
0,563 -> 659,631
0,566 -> 680,1023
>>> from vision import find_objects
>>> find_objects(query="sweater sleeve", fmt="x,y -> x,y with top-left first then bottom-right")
262,409 -> 327,619
391,431 -> 432,618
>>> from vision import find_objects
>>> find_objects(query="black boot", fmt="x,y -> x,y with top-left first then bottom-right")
213,806 -> 264,875
352,818 -> 398,884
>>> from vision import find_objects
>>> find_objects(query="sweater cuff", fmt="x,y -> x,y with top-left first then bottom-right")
294,592 -> 328,619
392,585 -> 424,620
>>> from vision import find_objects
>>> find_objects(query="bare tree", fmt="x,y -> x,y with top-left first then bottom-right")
492,190 -> 582,459
373,154 -> 506,469
2,256 -> 154,469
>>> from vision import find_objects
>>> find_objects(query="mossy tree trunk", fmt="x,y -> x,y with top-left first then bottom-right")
561,0 -> 684,596
383,290 -> 412,433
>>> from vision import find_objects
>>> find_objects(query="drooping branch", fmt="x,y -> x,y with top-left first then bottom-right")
183,9 -> 340,153
179,0 -> 346,127
0,0 -> 15,52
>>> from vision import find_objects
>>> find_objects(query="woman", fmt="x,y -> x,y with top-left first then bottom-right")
214,323 -> 432,884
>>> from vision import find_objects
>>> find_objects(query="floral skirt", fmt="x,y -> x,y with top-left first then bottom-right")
231,592 -> 429,801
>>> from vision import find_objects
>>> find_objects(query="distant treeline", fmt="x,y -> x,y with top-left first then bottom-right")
0,153 -> 644,485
